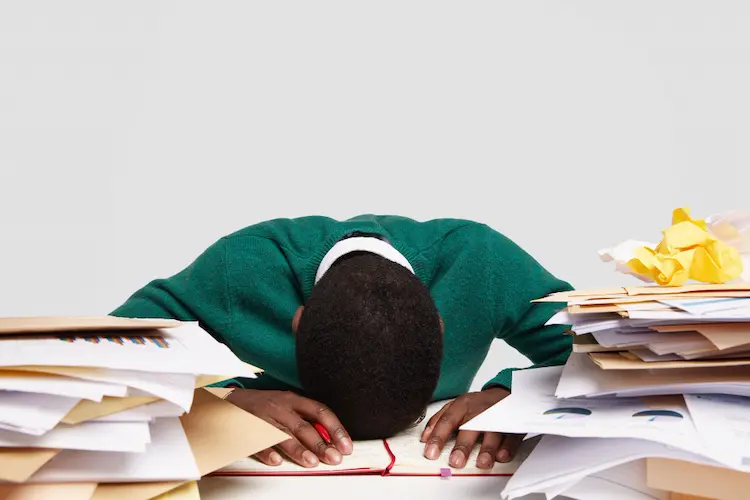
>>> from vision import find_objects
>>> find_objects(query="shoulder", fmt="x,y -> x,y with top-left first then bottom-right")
222,216 -> 337,241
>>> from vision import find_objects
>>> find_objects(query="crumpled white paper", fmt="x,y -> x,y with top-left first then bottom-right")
599,210 -> 750,284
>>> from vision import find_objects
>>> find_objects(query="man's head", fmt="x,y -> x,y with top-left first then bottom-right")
295,252 -> 443,440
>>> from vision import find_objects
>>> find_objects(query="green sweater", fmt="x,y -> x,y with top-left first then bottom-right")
111,215 -> 573,398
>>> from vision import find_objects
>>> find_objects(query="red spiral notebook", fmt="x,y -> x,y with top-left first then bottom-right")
211,401 -> 532,477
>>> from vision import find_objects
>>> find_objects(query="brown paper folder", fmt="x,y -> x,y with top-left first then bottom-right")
647,458 -> 750,500
151,482 -> 199,500
0,449 -> 59,483
0,483 -> 97,500
589,352 -> 750,370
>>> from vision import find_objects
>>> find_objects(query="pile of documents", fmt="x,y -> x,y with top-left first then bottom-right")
462,284 -> 750,500
547,284 -> 750,369
0,316 -> 287,500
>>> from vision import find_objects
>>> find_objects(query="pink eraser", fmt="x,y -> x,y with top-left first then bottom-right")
440,468 -> 452,478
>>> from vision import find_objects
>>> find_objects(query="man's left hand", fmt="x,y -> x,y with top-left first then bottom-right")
420,387 -> 523,469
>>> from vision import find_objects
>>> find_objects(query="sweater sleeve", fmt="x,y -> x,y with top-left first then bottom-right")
110,238 -> 243,389
482,228 -> 574,391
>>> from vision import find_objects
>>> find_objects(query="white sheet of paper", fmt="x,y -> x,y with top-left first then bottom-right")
48,368 -> 196,412
556,352 -> 750,399
501,435 -> 715,500
0,420 -> 150,452
684,394 -> 750,469
659,298 -> 750,315
0,391 -> 80,436
0,372 -> 127,401
630,350 -> 682,362
0,323 -> 258,378
591,330 -> 704,349
91,399 -> 185,423
556,461 -> 668,500
462,367 -> 703,456
539,460 -> 667,500
31,417 -> 200,483
627,310 -> 750,321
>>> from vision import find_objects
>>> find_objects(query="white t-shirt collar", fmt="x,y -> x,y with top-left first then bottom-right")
315,236 -> 415,284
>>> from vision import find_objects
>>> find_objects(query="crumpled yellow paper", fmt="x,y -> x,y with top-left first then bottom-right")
624,207 -> 743,286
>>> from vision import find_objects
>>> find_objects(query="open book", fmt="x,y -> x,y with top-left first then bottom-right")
212,400 -> 534,477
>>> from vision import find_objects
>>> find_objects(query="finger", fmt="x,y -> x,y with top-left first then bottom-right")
496,434 -> 525,463
291,397 -> 353,456
275,411 -> 342,466
476,432 -> 503,469
449,430 -> 480,469
276,434 -> 320,468
424,403 -> 463,460
421,402 -> 451,443
252,447 -> 283,466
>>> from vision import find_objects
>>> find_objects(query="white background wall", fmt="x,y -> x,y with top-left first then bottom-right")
2,1 -> 750,383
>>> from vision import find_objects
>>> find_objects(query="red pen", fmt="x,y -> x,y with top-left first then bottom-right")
314,423 -> 331,444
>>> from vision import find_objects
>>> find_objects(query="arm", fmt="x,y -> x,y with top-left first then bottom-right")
483,228 -> 573,391
110,239 -> 241,387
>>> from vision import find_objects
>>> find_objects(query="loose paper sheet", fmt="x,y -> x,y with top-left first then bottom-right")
0,323 -> 258,377
462,367 -> 703,456
0,421 -> 151,453
0,316 -> 181,335
30,418 -> 199,483
0,392 -> 80,436
0,371 -> 126,402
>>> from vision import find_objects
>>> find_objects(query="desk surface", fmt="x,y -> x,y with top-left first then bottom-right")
199,476 -> 547,500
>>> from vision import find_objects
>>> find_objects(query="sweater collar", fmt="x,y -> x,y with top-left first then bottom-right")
315,235 -> 415,284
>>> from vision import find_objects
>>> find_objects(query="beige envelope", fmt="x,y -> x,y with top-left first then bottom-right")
572,334 -> 636,353
151,482 -> 199,500
653,323 -> 750,351
647,458 -> 750,500
89,389 -> 287,500
567,304 -> 628,315
0,449 -> 59,483
0,483 -> 97,500
589,352 -> 750,370
90,483 -> 184,500
63,396 -> 161,425
0,317 -> 181,336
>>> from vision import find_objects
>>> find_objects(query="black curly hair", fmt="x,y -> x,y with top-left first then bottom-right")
296,252 -> 443,440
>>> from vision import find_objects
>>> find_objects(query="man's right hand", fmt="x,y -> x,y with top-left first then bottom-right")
225,389 -> 353,468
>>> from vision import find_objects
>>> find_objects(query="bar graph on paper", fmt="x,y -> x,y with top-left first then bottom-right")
59,335 -> 171,348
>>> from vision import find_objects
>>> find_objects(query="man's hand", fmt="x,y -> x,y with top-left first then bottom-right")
226,389 -> 353,468
420,387 -> 523,469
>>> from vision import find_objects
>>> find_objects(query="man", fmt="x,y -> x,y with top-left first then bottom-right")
112,215 -> 572,470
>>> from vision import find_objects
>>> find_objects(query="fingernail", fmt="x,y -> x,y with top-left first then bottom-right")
325,447 -> 342,465
477,452 -> 493,469
340,438 -> 353,455
496,449 -> 510,463
449,450 -> 465,468
425,444 -> 439,460
269,451 -> 283,465
302,450 -> 319,467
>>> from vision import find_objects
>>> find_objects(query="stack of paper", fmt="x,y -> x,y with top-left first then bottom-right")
461,284 -> 750,499
0,316 -> 288,500
542,284 -> 750,398
462,365 -> 750,499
